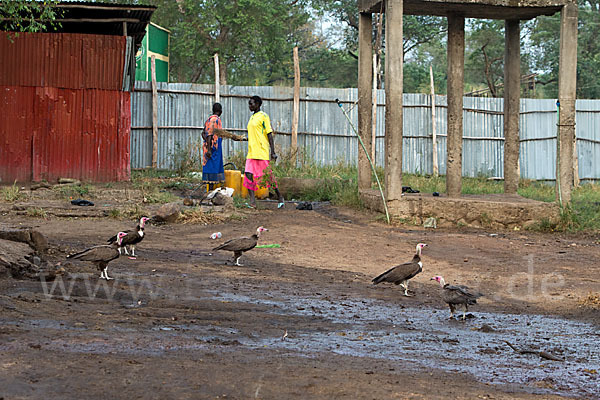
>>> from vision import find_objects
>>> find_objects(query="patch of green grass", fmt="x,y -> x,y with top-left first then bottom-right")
227,212 -> 246,221
232,195 -> 249,209
143,189 -> 179,204
567,183 -> 600,231
121,204 -> 150,220
525,183 -> 600,232
26,207 -> 47,218
132,169 -> 174,181
169,141 -> 203,176
226,150 -> 247,173
53,183 -> 95,199
143,150 -> 600,232
1,182 -> 25,202
395,173 -> 445,194
518,179 -> 555,202
107,209 -> 122,219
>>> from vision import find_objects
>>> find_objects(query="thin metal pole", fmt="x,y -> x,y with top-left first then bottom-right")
336,99 -> 390,224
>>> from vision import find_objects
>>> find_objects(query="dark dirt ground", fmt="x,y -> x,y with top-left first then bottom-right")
1,186 -> 599,399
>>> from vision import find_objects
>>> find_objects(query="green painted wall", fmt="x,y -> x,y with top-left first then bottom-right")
135,24 -> 169,82
148,24 -> 169,56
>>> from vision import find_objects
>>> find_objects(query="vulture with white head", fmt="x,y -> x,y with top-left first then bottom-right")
68,232 -> 127,280
107,216 -> 150,256
372,243 -> 427,296
431,275 -> 484,320
212,226 -> 268,266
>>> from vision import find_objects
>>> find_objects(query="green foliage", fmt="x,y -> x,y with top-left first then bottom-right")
149,0 -> 311,85
300,47 -> 358,88
26,207 -> 47,218
107,209 -> 122,219
0,0 -> 62,34
517,180 -> 555,202
53,184 -> 95,199
168,141 -> 202,177
1,182 -> 25,202
144,190 -> 179,204
134,178 -> 179,204
122,204 -> 151,221
224,150 -> 246,173
232,195 -> 249,209
465,19 -> 505,97
271,147 -> 357,180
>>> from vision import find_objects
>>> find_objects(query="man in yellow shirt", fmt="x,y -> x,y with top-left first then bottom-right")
243,95 -> 284,209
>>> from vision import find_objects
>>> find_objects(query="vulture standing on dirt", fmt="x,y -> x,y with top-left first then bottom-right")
212,226 -> 268,266
107,216 -> 150,257
431,275 -> 484,320
68,232 -> 127,280
372,243 -> 427,296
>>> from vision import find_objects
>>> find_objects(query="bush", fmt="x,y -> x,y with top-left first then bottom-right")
169,141 -> 202,176
1,182 -> 25,202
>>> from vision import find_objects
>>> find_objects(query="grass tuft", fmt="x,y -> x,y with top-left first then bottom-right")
1,182 -> 25,202
26,207 -> 47,218
135,151 -> 600,232
53,183 -> 95,199
178,207 -> 226,224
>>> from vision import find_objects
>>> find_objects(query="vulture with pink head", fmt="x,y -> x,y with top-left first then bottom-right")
372,243 -> 427,296
107,216 -> 150,257
431,275 -> 484,320
212,226 -> 268,266
68,232 -> 127,280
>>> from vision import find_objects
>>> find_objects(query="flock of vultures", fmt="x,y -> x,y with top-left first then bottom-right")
66,217 -> 483,320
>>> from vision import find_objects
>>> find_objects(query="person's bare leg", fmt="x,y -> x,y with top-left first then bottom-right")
275,187 -> 284,207
245,172 -> 256,207
248,189 -> 256,207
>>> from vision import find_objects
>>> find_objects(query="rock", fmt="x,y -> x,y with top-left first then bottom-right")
0,228 -> 48,253
183,197 -> 195,206
423,217 -> 437,228
0,239 -> 40,278
296,201 -> 313,210
154,203 -> 183,223
0,229 -> 30,243
211,192 -> 232,206
57,178 -> 81,185
29,230 -> 48,252
478,324 -> 496,333
30,182 -> 52,190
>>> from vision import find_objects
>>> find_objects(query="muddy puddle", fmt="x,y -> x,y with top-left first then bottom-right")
2,278 -> 598,397
207,290 -> 600,397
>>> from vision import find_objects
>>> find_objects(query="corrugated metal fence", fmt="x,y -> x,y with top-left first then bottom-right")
131,81 -> 600,181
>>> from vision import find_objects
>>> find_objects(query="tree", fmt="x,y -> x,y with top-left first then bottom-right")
0,0 -> 61,34
147,0 -> 311,85
465,19 -> 505,96
527,1 -> 600,99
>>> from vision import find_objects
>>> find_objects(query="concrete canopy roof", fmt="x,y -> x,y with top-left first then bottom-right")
359,0 -> 567,20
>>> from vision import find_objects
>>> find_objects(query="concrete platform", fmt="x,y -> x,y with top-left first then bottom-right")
360,189 -> 560,229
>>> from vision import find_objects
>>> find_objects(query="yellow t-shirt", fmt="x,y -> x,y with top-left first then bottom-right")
246,111 -> 273,160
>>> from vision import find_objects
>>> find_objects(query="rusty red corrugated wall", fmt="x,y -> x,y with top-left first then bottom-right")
0,33 -> 130,183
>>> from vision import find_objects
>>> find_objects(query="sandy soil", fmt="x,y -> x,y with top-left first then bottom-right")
1,189 -> 599,399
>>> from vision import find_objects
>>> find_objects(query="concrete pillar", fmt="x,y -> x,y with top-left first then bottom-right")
446,15 -> 464,198
504,19 -> 521,195
358,12 -> 373,191
556,1 -> 578,204
384,0 -> 403,202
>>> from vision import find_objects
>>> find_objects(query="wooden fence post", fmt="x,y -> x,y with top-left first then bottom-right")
371,53 -> 377,163
151,55 -> 158,169
214,53 -> 220,103
292,46 -> 300,164
430,65 -> 438,176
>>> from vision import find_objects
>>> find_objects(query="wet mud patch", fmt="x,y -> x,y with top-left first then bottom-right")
205,288 -> 600,398
1,203 -> 600,399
